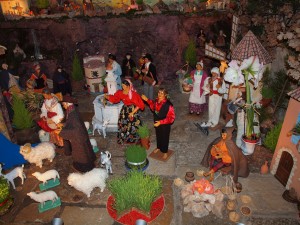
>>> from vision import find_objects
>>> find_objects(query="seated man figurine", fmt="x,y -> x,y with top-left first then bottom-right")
203,128 -> 232,181
26,64 -> 47,93
37,89 -> 64,147
201,127 -> 249,184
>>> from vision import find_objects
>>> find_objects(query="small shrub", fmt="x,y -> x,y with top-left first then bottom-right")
0,177 -> 9,203
12,94 -> 34,129
184,40 -> 197,68
36,0 -> 50,9
135,0 -> 143,5
263,123 -> 282,152
0,176 -> 13,215
107,170 -> 162,215
71,52 -> 84,81
125,145 -> 147,163
137,124 -> 150,138
249,25 -> 264,37
262,87 -> 274,99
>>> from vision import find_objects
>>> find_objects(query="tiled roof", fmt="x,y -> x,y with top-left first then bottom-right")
232,30 -> 272,65
287,87 -> 300,102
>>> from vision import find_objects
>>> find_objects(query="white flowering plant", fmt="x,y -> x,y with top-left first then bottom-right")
224,56 -> 264,140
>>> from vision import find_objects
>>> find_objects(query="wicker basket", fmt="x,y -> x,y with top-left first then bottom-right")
229,211 -> 240,222
240,195 -> 252,204
182,83 -> 192,92
227,200 -> 236,210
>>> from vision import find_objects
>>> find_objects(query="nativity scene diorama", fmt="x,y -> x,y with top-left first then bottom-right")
0,0 -> 300,224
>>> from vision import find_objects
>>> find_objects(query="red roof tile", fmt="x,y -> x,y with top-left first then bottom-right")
288,87 -> 300,102
232,30 -> 272,65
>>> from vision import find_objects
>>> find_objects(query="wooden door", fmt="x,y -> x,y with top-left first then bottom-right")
275,151 -> 293,186
92,83 -> 100,93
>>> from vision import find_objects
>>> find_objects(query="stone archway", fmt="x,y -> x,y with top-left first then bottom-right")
271,147 -> 298,189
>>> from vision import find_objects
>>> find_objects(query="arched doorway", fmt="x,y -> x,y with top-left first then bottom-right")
275,151 -> 294,186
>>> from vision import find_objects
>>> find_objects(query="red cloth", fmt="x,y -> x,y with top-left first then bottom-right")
47,111 -> 57,118
37,119 -> 55,132
108,90 -> 145,110
107,195 -> 165,225
147,98 -> 175,125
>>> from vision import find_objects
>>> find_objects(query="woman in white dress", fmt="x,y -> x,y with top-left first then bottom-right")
188,61 -> 208,115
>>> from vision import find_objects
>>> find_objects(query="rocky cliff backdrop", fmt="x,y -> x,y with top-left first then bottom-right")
0,13 -> 231,82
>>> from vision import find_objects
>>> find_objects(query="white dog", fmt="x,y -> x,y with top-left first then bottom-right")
67,168 -> 108,197
92,120 -> 110,138
38,129 -> 50,142
32,170 -> 60,185
20,142 -> 56,168
0,164 -> 26,189
100,151 -> 112,174
27,191 -> 58,207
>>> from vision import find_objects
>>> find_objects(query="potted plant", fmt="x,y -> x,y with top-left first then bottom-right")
125,145 -> 148,171
224,56 -> 264,155
0,176 -> 14,216
137,124 -> 150,150
107,170 -> 163,224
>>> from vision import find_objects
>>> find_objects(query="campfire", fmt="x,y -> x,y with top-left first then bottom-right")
180,178 -> 225,218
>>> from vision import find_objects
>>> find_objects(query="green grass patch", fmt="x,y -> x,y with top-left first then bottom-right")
107,170 -> 162,215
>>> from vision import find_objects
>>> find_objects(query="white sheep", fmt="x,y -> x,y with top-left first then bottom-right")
67,168 -> 108,198
38,129 -> 50,142
0,164 -> 26,189
27,191 -> 58,207
19,142 -> 55,168
32,170 -> 60,185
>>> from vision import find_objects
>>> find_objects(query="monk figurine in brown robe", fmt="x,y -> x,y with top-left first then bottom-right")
201,127 -> 249,184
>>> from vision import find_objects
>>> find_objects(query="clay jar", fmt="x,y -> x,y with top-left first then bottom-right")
185,172 -> 195,182
260,161 -> 269,175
